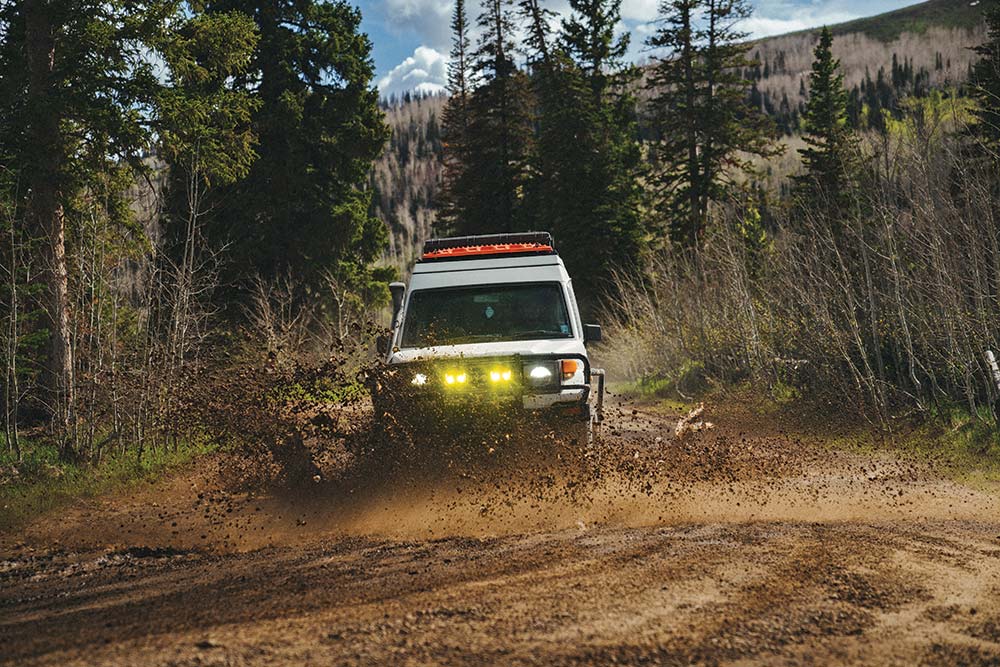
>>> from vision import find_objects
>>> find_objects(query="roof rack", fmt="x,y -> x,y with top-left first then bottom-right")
420,232 -> 556,261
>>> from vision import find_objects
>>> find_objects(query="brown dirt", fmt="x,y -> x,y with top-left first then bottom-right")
2,400 -> 1000,666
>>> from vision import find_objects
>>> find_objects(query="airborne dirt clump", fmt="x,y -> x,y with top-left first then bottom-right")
2,398 -> 1000,666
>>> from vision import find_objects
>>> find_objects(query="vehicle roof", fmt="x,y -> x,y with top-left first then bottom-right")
409,254 -> 569,290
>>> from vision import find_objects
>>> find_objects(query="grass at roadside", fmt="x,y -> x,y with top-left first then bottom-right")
881,406 -> 1000,491
0,438 -> 214,533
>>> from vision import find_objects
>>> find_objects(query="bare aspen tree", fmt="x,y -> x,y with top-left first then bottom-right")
1,179 -> 22,460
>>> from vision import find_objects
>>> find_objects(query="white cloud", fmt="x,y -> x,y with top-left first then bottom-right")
742,11 -> 858,39
620,0 -> 659,23
741,0 -> 896,38
382,0 -> 454,50
627,2 -> 861,60
377,46 -> 449,98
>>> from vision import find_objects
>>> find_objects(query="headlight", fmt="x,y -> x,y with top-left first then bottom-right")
528,366 -> 552,380
523,360 -> 582,389
524,362 -> 558,388
411,373 -> 427,386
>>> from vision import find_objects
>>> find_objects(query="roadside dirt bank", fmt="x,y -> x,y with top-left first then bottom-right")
2,400 -> 999,666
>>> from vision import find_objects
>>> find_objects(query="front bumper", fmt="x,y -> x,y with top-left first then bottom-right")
522,388 -> 586,410
380,354 -> 592,418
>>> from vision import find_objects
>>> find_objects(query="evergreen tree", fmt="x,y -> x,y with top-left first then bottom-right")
970,0 -> 1000,153
158,11 -> 260,360
645,0 -> 779,250
0,0 -> 260,439
201,0 -> 390,294
514,0 -> 559,231
526,0 -> 648,305
0,0 -> 171,436
158,13 -> 260,191
446,0 -> 534,235
793,27 -> 857,216
439,0 -> 473,230
519,0 -> 554,63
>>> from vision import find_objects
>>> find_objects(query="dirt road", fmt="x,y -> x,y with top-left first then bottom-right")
3,402 -> 1000,666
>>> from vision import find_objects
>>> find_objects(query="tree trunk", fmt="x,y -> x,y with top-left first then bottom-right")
681,3 -> 699,250
4,213 -> 21,461
25,0 -> 74,447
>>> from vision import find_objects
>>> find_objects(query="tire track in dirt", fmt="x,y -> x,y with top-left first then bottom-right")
2,402 -> 1000,666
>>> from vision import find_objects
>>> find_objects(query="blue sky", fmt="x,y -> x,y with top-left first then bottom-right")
360,0 -> 923,97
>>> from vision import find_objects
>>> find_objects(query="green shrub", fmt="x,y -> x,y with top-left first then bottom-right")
0,439 -> 213,532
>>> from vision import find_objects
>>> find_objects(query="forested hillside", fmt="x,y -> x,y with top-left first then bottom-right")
369,0 -> 987,266
745,23 -> 983,134
369,94 -> 445,272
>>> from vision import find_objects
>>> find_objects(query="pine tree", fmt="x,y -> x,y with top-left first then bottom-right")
519,0 -> 554,63
200,0 -> 390,293
439,0 -> 473,231
793,27 -> 857,216
970,0 -> 1000,153
645,0 -> 779,250
526,0 -> 647,305
158,11 -> 260,363
0,0 -> 261,439
446,0 -> 534,235
0,0 -> 176,438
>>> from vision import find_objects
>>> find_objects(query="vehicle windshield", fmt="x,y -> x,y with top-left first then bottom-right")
400,283 -> 573,348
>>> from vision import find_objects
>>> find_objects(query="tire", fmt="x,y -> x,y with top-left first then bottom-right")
563,417 -> 592,449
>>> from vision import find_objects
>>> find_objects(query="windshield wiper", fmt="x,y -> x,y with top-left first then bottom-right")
507,330 -> 570,340
424,334 -> 502,345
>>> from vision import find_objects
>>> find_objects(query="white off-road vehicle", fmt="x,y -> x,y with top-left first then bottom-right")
378,232 -> 605,443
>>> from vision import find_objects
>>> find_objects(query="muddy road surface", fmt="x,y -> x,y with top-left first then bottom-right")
3,402 -> 1000,666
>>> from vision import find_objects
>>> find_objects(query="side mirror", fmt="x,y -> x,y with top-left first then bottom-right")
583,324 -> 602,343
389,281 -> 406,327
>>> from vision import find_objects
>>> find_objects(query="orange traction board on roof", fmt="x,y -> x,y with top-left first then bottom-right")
420,232 -> 557,261
422,242 -> 553,260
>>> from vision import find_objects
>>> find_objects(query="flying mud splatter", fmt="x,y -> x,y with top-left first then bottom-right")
28,359 -> 988,555
4,383 -> 1000,667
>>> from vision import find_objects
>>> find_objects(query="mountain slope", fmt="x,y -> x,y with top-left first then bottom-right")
368,94 -> 445,274
822,0 -> 985,41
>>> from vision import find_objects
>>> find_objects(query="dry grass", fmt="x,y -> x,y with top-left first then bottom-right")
601,106 -> 1000,433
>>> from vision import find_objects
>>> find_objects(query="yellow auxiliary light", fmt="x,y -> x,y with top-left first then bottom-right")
444,371 -> 467,386
489,368 -> 513,383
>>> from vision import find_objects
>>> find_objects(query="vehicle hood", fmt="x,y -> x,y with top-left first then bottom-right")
389,339 -> 587,364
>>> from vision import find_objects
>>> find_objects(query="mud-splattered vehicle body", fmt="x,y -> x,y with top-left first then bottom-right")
375,232 -> 605,445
